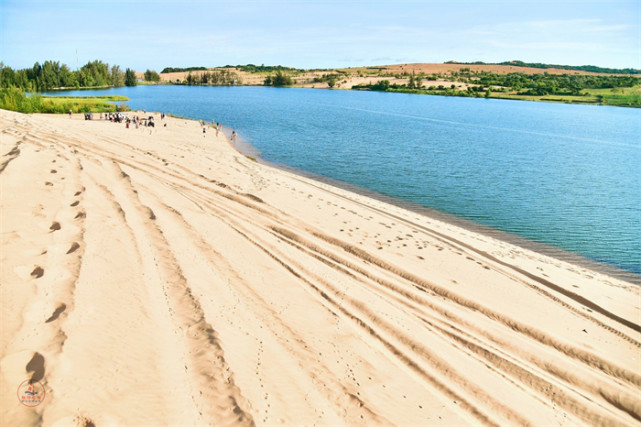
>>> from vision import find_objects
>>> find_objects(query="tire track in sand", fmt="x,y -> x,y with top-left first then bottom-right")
123,176 -> 395,425
114,151 -> 639,426
90,159 -> 255,426
267,226 -> 640,425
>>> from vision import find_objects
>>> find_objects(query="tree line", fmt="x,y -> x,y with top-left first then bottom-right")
234,64 -> 296,73
160,66 -> 207,73
182,70 -> 241,86
352,70 -> 640,107
454,71 -> 639,96
0,60 -> 137,91
355,70 -> 639,97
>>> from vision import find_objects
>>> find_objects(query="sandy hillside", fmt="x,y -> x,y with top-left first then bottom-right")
146,62 -> 617,89
374,63 -> 602,75
152,68 -> 459,90
1,109 -> 640,426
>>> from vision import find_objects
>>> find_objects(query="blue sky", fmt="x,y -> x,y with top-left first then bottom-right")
1,0 -> 639,71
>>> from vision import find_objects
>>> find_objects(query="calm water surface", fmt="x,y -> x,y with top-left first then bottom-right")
49,86 -> 641,277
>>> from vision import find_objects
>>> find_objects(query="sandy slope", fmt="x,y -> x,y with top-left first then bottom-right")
150,62 -> 618,89
1,109 -> 640,426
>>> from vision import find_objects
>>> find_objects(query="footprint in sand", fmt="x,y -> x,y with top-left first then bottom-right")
45,303 -> 67,323
30,266 -> 44,278
70,201 -> 79,207
49,221 -> 61,231
25,352 -> 45,382
66,242 -> 80,254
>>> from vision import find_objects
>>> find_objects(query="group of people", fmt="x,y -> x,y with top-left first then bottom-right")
203,118 -> 238,143
107,112 -> 129,123
104,112 -> 162,129
74,109 -> 240,141
80,111 -> 129,122
201,119 -> 223,138
124,115 -> 161,129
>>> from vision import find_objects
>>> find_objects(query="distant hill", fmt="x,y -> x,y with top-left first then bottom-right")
158,62 -> 639,79
446,60 -> 640,75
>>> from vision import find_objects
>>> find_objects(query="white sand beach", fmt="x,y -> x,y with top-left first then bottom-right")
1,109 -> 640,426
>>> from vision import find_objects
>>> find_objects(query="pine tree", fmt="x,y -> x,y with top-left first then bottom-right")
125,68 -> 137,86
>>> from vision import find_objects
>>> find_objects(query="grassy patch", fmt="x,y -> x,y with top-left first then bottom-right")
491,92 -> 600,104
55,95 -> 129,101
381,87 -> 640,107
474,87 -> 640,107
583,87 -> 641,107
137,81 -> 171,86
0,88 -> 130,113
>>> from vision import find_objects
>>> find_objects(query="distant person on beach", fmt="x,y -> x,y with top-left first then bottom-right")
68,109 -> 72,118
231,130 -> 236,142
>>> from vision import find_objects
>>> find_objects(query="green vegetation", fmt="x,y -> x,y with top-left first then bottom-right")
144,69 -> 161,82
585,87 -> 641,107
447,60 -> 641,75
160,66 -> 207,73
264,70 -> 293,87
233,64 -> 296,73
124,68 -> 137,86
313,71 -> 349,88
353,70 -> 640,107
468,72 -> 638,96
182,69 -> 241,86
0,87 -> 129,113
48,95 -> 128,101
1,60 -> 133,91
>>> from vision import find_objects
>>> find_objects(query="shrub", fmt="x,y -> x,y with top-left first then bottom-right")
144,69 -> 161,82
265,70 -> 293,87
0,87 -> 43,113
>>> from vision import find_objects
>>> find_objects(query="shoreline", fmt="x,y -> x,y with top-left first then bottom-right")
222,126 -> 641,285
40,81 -> 640,109
2,109 -> 639,426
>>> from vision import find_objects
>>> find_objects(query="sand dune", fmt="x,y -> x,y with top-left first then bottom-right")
1,109 -> 640,426
151,62 -> 611,88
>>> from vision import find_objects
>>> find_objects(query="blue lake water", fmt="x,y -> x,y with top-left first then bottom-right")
47,86 -> 641,277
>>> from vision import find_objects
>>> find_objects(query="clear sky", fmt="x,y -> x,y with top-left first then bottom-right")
1,0 -> 639,71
